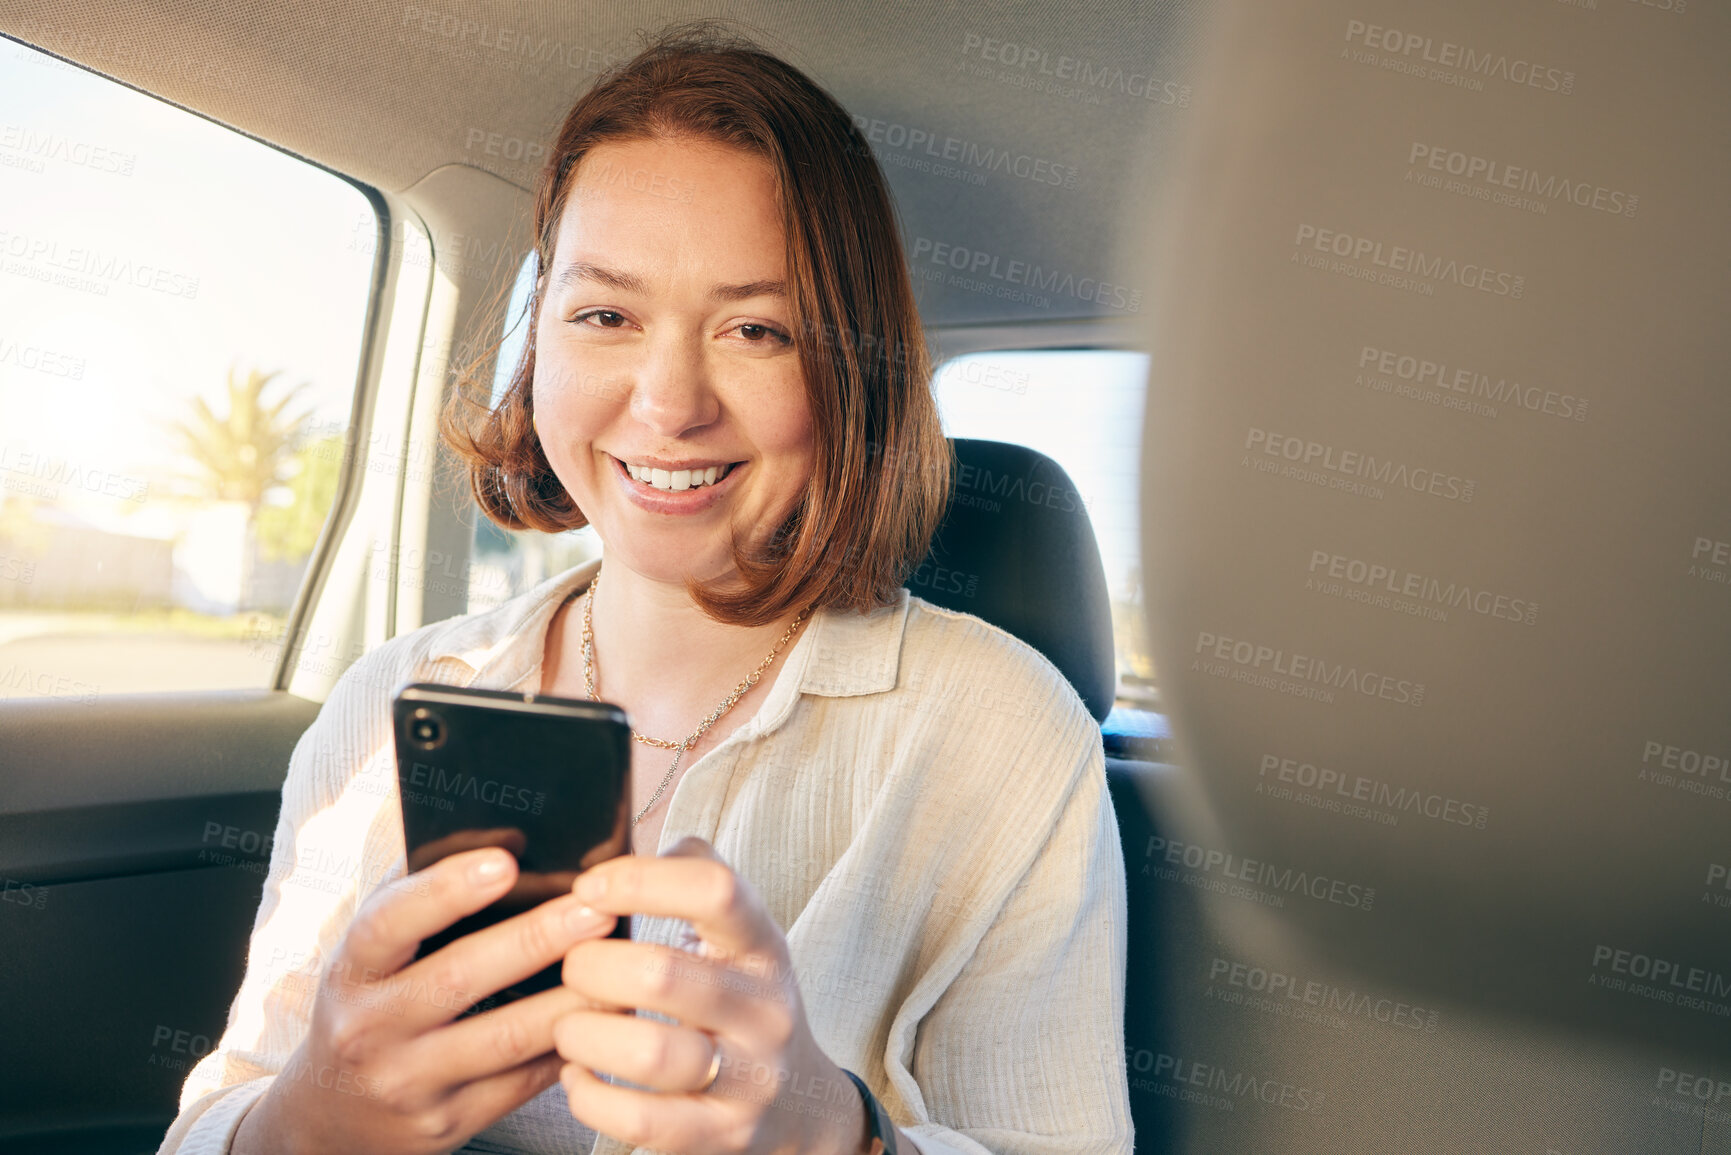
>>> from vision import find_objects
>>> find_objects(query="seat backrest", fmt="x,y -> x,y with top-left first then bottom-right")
1114,0 -> 1731,1151
906,437 -> 1117,723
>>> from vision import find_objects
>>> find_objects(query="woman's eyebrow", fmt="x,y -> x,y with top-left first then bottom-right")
553,261 -> 648,294
710,278 -> 786,303
552,260 -> 785,302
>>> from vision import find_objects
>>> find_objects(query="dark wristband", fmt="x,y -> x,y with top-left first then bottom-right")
839,1068 -> 899,1155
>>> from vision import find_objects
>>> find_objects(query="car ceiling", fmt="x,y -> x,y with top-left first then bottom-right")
2,0 -> 1203,330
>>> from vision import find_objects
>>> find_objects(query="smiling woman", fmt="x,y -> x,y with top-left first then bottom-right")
442,30 -> 950,628
159,20 -> 1130,1155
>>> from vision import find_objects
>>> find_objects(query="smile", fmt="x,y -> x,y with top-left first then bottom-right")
608,453 -> 747,512
621,460 -> 735,492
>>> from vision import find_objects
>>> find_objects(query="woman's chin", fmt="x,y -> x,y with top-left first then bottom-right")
596,545 -> 740,591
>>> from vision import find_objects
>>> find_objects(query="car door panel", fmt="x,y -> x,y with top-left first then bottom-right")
0,692 -> 318,1146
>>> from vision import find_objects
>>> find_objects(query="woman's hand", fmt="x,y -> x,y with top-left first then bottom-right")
553,837 -> 871,1155
232,846 -> 618,1155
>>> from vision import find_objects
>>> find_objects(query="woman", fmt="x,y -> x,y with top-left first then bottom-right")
159,23 -> 1130,1155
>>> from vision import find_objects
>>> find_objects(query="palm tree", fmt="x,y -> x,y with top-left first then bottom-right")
164,364 -> 315,614
166,364 -> 312,517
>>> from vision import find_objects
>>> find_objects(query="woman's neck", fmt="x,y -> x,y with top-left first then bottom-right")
562,559 -> 807,739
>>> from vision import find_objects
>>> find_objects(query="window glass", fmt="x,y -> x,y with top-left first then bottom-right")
464,248 -> 599,614
930,349 -> 1156,706
0,38 -> 373,699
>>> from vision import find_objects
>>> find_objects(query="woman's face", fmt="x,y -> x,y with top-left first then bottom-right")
531,136 -> 813,589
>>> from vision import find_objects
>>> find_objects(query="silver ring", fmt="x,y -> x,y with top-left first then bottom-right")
697,1035 -> 723,1094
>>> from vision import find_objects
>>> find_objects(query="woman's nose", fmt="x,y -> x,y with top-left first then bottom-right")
627,333 -> 721,437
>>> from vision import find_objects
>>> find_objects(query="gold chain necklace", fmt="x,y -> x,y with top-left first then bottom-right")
579,565 -> 809,827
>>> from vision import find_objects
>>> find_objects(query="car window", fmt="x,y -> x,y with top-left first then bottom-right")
463,248 -> 600,614
930,349 -> 1156,707
0,38 -> 374,699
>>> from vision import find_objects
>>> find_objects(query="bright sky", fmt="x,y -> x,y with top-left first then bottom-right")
0,37 -> 371,533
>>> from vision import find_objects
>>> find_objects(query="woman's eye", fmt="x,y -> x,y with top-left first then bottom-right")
573,309 -> 629,329
735,322 -> 791,345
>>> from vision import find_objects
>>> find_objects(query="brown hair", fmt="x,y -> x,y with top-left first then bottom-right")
440,20 -> 952,627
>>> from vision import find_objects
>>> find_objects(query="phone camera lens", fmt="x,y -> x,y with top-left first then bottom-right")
409,708 -> 445,750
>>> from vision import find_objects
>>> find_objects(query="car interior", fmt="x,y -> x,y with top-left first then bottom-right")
1,0 -> 1727,1152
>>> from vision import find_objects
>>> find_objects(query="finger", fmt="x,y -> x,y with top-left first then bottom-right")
386,892 -> 619,1032
337,847 -> 523,982
413,981 -> 601,1088
435,1049 -> 567,1142
561,939 -> 787,1041
551,1010 -> 720,1093
562,1059 -> 736,1153
572,846 -> 781,963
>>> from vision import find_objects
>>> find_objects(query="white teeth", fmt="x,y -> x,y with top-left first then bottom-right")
623,460 -> 732,491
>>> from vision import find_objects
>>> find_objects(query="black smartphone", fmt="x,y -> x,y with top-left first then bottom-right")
392,682 -> 632,1014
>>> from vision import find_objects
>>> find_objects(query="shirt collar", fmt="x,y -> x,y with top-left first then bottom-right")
423,556 -> 910,701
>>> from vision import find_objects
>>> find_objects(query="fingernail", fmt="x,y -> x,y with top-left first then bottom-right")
566,902 -> 607,934
471,853 -> 509,884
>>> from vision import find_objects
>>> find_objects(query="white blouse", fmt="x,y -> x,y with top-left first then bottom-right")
156,556 -> 1133,1155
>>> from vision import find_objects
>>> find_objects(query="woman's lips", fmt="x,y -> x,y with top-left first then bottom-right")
609,453 -> 745,514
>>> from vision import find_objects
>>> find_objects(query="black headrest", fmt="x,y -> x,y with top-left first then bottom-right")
905,438 -> 1117,723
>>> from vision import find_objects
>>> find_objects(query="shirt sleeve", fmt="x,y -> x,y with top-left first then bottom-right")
887,739 -> 1133,1155
155,644 -> 410,1155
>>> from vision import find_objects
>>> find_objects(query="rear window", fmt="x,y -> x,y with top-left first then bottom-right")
930,349 -> 1156,707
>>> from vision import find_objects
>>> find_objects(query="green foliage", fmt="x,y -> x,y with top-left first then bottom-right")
255,433 -> 345,562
